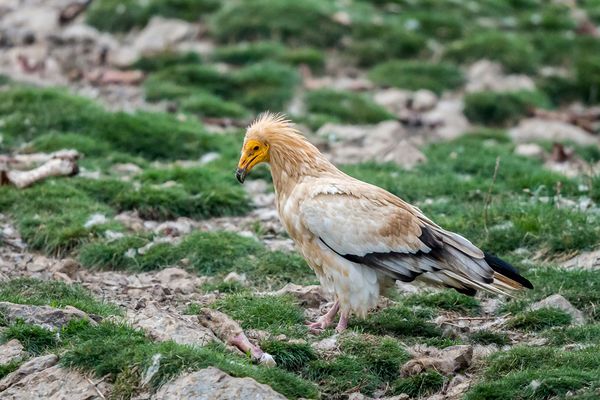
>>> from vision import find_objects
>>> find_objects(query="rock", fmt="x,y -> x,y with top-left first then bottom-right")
529,294 -> 586,325
127,303 -> 216,346
132,17 -> 198,56
153,267 -> 200,294
510,119 -> 598,146
561,249 -> 600,271
401,345 -> 473,376
152,367 -> 286,400
514,143 -> 545,159
422,98 -> 471,140
154,219 -> 196,237
312,334 -> 339,354
50,258 -> 80,279
412,89 -> 438,112
274,284 -> 326,308
0,364 -> 108,399
223,272 -> 247,285
373,88 -> 412,116
466,60 -> 536,92
0,340 -> 25,365
0,302 -> 93,329
317,121 -> 425,169
0,354 -> 58,392
83,213 -> 107,229
111,163 -> 142,176
1,7 -> 60,43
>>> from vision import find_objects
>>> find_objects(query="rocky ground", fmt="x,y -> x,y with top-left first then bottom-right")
1,0 -> 600,399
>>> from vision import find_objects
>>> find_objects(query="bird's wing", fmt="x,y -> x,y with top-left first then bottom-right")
299,180 -> 529,295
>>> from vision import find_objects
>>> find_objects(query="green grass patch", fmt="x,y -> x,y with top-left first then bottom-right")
210,0 -> 346,47
464,90 -> 550,126
444,31 -> 540,73
1,320 -> 58,355
79,231 -> 314,288
0,359 -> 22,379
403,290 -> 480,315
0,278 -> 120,316
469,330 -> 510,346
86,0 -> 220,32
305,334 -> 409,397
352,305 -> 441,339
368,61 -> 464,93
0,87 -> 218,160
507,308 -> 572,332
391,371 -> 445,398
305,89 -> 393,124
0,181 -> 122,255
464,346 -> 600,400
261,340 -> 317,372
213,293 -> 304,334
544,324 -> 600,345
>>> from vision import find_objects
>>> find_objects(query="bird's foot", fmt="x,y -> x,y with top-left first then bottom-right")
306,301 -> 339,334
335,312 -> 349,333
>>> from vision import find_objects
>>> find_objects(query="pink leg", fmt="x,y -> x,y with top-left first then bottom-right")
335,310 -> 349,333
230,333 -> 263,359
306,301 -> 340,333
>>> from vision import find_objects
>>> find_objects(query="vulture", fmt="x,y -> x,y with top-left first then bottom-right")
236,113 -> 532,332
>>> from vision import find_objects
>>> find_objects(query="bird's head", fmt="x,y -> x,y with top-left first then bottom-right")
236,113 -> 293,183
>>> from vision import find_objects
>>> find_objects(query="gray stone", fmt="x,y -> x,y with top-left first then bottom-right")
0,364 -> 107,399
510,118 -> 598,146
401,345 -> 473,376
0,340 -> 25,365
0,354 -> 58,392
275,284 -> 326,308
152,367 -> 286,400
562,249 -> 600,271
530,294 -> 586,325
127,303 -> 216,346
0,302 -> 93,329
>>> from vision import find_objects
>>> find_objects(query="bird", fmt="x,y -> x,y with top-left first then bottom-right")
236,113 -> 533,333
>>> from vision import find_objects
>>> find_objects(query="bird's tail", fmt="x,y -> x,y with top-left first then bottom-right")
484,252 -> 533,291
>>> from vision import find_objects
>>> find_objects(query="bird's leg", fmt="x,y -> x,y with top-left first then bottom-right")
335,310 -> 349,333
306,301 -> 339,333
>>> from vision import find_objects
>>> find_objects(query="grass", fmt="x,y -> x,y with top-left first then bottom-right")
210,0 -> 346,47
0,360 -> 21,379
1,320 -> 58,355
79,230 -> 315,288
305,89 -> 393,124
392,371 -> 446,398
444,31 -> 540,73
463,90 -> 550,126
0,87 -> 217,160
368,61 -> 464,93
86,0 -> 220,32
403,290 -> 480,315
212,293 -> 305,334
464,346 -> 600,400
0,278 -> 121,316
470,330 -> 510,346
304,334 -> 410,397
352,305 -> 441,339
506,308 -> 572,331
261,340 -> 317,371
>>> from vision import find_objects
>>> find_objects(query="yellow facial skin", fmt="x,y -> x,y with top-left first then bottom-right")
236,139 -> 269,183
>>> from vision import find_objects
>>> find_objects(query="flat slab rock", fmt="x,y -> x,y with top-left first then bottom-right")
127,303 -> 216,346
0,339 -> 25,365
152,367 -> 286,400
0,302 -> 93,329
0,364 -> 107,400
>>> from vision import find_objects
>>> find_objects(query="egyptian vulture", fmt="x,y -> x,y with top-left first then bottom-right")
236,113 -> 533,333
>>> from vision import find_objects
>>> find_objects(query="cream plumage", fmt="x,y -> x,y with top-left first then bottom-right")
236,113 -> 532,332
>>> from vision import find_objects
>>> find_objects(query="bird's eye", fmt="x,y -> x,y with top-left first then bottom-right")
253,146 -> 260,151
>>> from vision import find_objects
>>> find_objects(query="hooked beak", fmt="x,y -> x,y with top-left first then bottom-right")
235,167 -> 247,184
